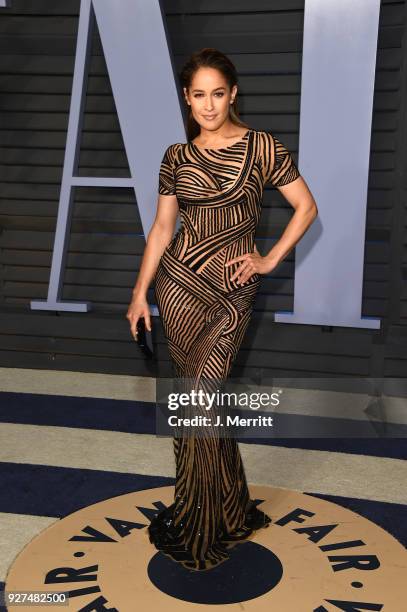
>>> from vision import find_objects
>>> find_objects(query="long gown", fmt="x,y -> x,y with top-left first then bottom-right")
148,128 -> 301,571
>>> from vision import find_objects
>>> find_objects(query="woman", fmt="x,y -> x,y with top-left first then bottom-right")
126,48 -> 318,571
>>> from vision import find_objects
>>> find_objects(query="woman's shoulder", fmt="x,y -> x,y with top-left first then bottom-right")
166,142 -> 184,151
162,142 -> 183,153
248,129 -> 275,163
166,142 -> 187,158
160,142 -> 184,166
251,128 -> 274,145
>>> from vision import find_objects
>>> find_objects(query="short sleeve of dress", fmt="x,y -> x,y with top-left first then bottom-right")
158,144 -> 178,195
261,131 -> 300,187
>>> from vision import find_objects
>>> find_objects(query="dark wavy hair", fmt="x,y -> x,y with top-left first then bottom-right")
180,47 -> 249,141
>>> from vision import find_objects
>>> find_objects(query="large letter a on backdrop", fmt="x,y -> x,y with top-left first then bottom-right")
30,0 -> 185,313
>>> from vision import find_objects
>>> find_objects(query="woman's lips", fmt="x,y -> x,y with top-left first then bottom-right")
203,115 -> 217,120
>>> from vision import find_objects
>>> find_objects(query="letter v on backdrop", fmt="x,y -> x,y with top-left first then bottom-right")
27,0 -> 381,329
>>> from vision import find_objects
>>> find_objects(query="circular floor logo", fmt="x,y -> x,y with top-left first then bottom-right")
5,485 -> 407,610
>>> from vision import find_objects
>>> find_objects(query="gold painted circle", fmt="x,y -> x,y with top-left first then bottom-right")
5,485 -> 407,610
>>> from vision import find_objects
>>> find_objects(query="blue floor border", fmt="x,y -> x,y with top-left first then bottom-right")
0,462 -> 405,547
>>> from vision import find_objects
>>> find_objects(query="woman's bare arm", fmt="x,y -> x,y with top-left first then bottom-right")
126,193 -> 179,338
264,175 -> 318,266
226,176 -> 318,284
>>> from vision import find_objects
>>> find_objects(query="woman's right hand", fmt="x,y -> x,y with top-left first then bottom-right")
126,293 -> 152,340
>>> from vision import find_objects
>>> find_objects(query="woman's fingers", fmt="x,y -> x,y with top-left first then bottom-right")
129,306 -> 152,340
144,311 -> 152,332
131,316 -> 139,339
230,257 -> 253,282
226,246 -> 259,267
230,264 -> 248,282
225,253 -> 250,267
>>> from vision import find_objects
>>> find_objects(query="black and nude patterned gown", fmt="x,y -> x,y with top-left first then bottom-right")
148,128 -> 300,571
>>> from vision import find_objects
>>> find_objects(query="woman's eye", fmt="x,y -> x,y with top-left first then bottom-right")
193,92 -> 224,98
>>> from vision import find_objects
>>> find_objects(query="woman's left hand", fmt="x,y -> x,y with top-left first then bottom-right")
225,244 -> 279,284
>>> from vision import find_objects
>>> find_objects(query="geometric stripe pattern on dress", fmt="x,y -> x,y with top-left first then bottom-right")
148,128 -> 301,570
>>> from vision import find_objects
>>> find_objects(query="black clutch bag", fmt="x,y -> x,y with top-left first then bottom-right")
136,317 -> 155,360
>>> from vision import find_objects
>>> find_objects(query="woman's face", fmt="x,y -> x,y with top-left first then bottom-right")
183,67 -> 237,131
